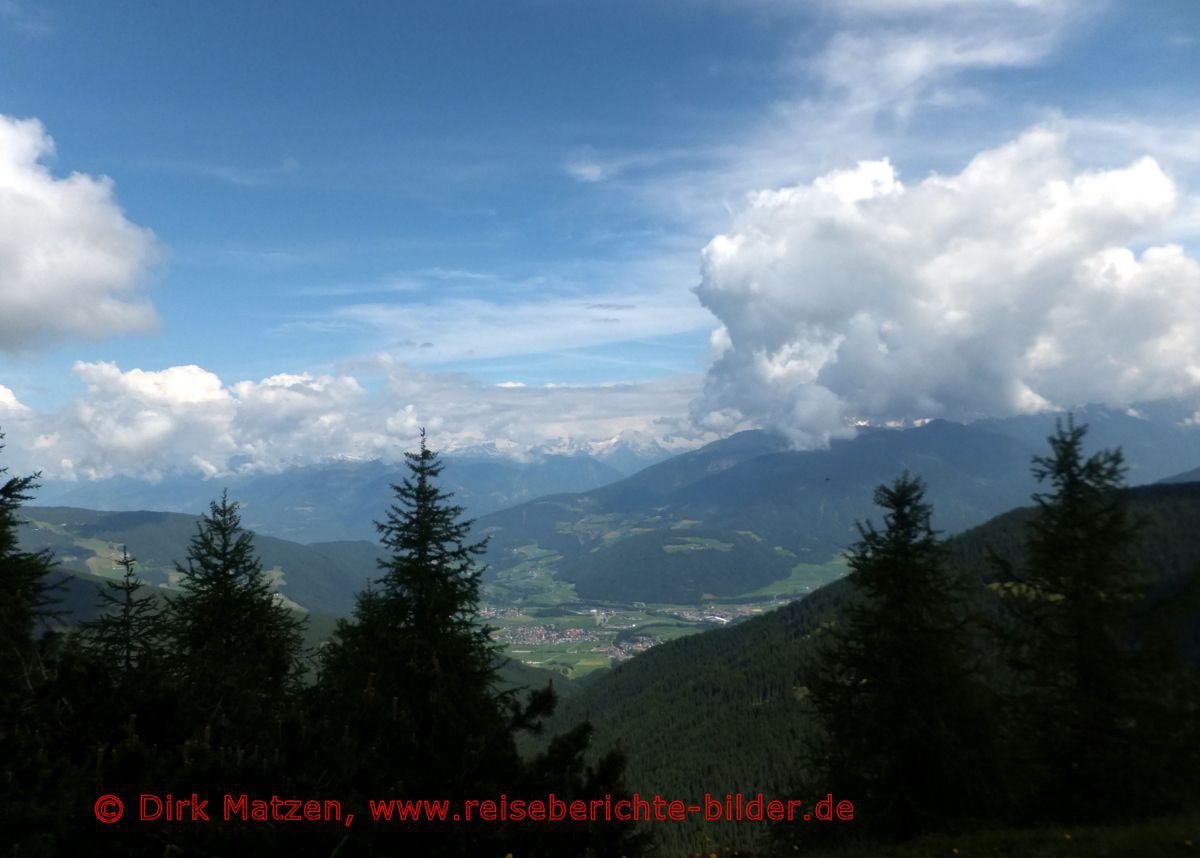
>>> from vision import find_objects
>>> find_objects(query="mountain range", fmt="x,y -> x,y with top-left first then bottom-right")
27,404 -> 1200,609
34,451 -> 631,544
477,406 -> 1200,603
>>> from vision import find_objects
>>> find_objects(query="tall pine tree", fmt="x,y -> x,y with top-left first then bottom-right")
0,433 -> 61,852
167,491 -> 305,722
320,429 -> 509,796
0,431 -> 58,690
316,431 -> 642,856
999,417 -> 1163,818
801,472 -> 999,840
79,546 -> 164,680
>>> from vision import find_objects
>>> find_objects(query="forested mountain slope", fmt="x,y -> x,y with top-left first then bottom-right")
538,481 -> 1200,853
479,421 -> 1041,602
20,506 -> 381,615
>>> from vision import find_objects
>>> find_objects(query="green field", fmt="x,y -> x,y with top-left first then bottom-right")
740,557 -> 850,598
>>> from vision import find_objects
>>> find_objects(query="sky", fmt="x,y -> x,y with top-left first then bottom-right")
1,0 -> 1199,479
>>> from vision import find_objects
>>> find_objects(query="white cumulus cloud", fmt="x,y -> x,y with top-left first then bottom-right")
0,115 -> 159,351
693,127 -> 1200,446
68,362 -> 239,478
0,383 -> 29,414
0,360 -> 706,480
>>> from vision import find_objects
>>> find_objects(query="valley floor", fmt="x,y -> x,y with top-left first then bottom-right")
484,558 -> 850,678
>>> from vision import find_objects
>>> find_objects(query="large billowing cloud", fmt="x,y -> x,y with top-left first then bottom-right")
693,127 -> 1200,446
3,360 -> 704,480
0,115 -> 159,351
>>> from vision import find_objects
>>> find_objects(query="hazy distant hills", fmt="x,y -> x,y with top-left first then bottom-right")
19,507 -> 381,615
35,452 -> 628,544
976,400 -> 1200,485
1162,466 -> 1200,484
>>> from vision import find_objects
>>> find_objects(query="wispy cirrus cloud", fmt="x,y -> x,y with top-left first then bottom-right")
576,0 -> 1086,231
0,0 -> 53,36
329,287 -> 712,365
148,155 -> 301,188
270,251 -> 717,368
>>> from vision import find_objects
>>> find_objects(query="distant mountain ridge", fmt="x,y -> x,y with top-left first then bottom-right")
1162,466 -> 1200,484
35,452 -> 629,544
477,420 -> 1043,602
28,404 -> 1200,605
476,406 -> 1200,603
19,506 -> 381,615
976,401 -> 1200,485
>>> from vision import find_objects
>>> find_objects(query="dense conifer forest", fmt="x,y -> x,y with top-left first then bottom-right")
540,422 -> 1200,855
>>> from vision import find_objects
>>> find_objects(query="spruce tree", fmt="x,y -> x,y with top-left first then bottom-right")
0,433 -> 61,851
1000,417 -> 1159,818
79,546 -> 163,680
0,431 -> 58,689
316,431 -> 644,856
802,472 -> 998,840
320,429 -> 509,796
374,427 -> 494,682
167,491 -> 305,720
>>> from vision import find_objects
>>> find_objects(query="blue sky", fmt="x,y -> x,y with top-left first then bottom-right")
1,0 -> 1199,477
1,1 -> 786,388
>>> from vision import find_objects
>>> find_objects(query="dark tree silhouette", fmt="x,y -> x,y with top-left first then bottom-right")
998,417 -> 1172,818
167,491 -> 305,721
320,429 -> 511,797
317,430 -> 643,856
79,546 -> 164,680
0,431 -> 58,690
801,472 -> 999,840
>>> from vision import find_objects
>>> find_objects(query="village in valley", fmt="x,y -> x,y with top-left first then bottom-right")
480,601 -> 775,676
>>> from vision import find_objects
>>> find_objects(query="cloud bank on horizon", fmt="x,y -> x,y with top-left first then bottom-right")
0,358 -> 700,479
693,128 -> 1200,446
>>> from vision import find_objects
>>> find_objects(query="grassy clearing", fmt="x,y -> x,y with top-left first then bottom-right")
740,558 -> 850,599
508,642 -> 611,678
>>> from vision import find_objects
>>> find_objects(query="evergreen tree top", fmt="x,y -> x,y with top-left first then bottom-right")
323,428 -> 497,697
1024,415 -> 1138,586
168,489 -> 306,708
378,429 -> 484,564
854,472 -> 939,553
81,545 -> 163,676
376,430 -> 489,602
0,429 -> 60,644
177,489 -> 267,591
0,431 -> 42,557
95,546 -> 157,613
1031,414 -> 1127,510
